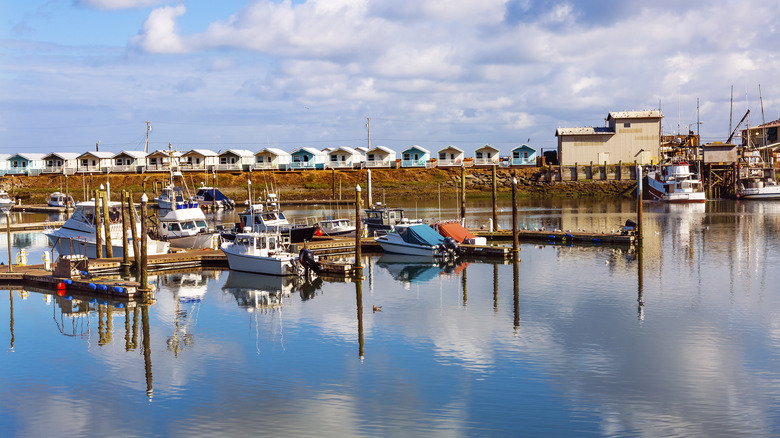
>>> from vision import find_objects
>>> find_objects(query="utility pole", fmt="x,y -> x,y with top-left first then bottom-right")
144,121 -> 151,153
366,117 -> 371,150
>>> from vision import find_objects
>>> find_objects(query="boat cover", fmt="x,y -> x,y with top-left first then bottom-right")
397,224 -> 444,246
196,188 -> 231,203
436,222 -> 476,243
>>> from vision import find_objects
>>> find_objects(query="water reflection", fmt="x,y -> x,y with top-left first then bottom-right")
376,253 -> 469,285
222,271 -> 301,311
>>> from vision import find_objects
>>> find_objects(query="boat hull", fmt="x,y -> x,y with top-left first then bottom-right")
646,176 -> 706,203
376,237 -> 440,257
221,250 -> 299,276
165,233 -> 218,249
738,185 -> 780,200
45,232 -> 170,259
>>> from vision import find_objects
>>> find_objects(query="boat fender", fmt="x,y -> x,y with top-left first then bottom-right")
565,233 -> 573,239
64,279 -> 73,285
114,303 -> 124,309
112,286 -> 125,293
88,283 -> 97,290
98,284 -> 108,291
548,235 -> 556,240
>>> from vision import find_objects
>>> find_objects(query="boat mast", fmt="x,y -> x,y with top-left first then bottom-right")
759,84 -> 768,165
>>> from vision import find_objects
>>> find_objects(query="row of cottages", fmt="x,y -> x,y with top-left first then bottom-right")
555,110 -> 662,166
0,144 -> 539,175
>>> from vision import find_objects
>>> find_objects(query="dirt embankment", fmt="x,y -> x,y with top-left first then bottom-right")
1,167 -> 635,204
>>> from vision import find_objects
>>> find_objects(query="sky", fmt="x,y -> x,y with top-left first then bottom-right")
1,0 -> 778,156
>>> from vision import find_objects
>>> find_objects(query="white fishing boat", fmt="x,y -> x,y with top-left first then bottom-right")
229,194 -> 317,243
646,160 -> 706,203
375,223 -> 460,257
220,232 -> 317,276
363,203 -> 422,236
47,192 -> 74,208
157,202 -> 218,249
736,150 -> 780,199
43,199 -> 170,258
316,217 -> 355,236
0,190 -> 14,212
155,183 -> 187,210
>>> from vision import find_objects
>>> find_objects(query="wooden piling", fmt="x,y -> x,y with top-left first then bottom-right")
511,174 -> 519,256
127,193 -> 141,270
120,191 -> 130,269
94,190 -> 103,259
354,185 -> 362,275
101,189 -> 113,258
139,194 -> 149,291
6,213 -> 12,273
491,165 -> 498,231
460,165 -> 466,224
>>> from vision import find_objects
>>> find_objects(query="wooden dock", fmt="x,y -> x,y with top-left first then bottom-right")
473,229 -> 635,245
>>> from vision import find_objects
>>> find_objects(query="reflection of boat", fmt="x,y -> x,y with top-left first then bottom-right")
220,232 -> 306,276
0,190 -> 14,212
362,203 -> 421,236
44,200 -> 170,258
222,271 -> 304,309
157,203 -> 218,249
646,160 -> 706,203
48,192 -> 74,208
375,223 -> 459,257
192,185 -> 235,210
229,194 -> 317,243
316,218 -> 355,236
736,151 -> 780,199
376,253 -> 448,283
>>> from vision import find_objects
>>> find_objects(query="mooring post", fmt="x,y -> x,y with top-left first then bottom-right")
491,164 -> 498,231
212,171 -> 217,213
101,189 -> 113,258
367,169 -> 373,207
512,174 -> 519,257
5,211 -> 12,273
127,193 -> 140,270
513,255 -> 520,330
460,165 -> 466,225
636,164 -> 643,242
139,193 -> 149,291
120,191 -> 130,269
354,184 -> 362,276
331,168 -> 336,200
94,189 -> 103,259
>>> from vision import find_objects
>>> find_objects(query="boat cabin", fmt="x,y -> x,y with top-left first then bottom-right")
232,233 -> 286,257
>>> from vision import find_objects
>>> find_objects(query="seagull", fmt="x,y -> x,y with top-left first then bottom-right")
605,260 -> 609,264
373,305 -> 382,313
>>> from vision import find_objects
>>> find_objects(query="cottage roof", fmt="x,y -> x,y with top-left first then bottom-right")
292,147 -> 322,155
184,149 -> 218,157
367,145 -> 395,154
220,149 -> 254,157
438,145 -> 464,154
114,150 -> 147,159
43,152 -> 80,160
257,148 -> 290,157
475,144 -> 499,153
78,151 -> 114,159
511,144 -> 536,152
147,149 -> 182,158
330,146 -> 359,155
402,145 -> 430,154
10,153 -> 46,160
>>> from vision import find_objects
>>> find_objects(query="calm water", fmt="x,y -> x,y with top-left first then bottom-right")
2,199 -> 780,437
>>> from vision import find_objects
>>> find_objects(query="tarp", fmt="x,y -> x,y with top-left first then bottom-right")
196,188 -> 231,202
436,222 -> 475,243
397,224 -> 444,246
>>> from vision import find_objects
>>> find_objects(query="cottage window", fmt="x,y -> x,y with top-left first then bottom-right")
513,151 -> 520,159
331,155 -> 338,162
439,152 -> 446,160
523,152 -> 528,159
367,154 -> 375,161
82,159 -> 88,166
476,152 -> 483,159
403,153 -> 410,160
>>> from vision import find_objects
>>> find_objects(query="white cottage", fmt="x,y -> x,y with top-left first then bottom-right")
77,151 -> 114,173
326,146 -> 364,169
436,145 -> 465,167
254,148 -> 291,170
181,149 -> 219,171
474,145 -> 500,166
111,151 -> 147,173
0,154 -> 9,176
365,146 -> 396,168
146,149 -> 182,171
43,152 -> 80,174
217,149 -> 254,171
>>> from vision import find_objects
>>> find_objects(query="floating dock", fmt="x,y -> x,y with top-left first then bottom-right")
473,229 -> 635,245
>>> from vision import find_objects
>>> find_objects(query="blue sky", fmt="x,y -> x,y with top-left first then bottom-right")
1,0 -> 778,155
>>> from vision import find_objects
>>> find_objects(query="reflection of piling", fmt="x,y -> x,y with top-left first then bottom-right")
493,264 -> 498,313
9,291 -> 14,349
462,267 -> 468,307
94,191 -> 103,259
124,306 -> 131,351
141,304 -> 153,401
513,258 -> 520,330
354,185 -> 362,275
636,164 -> 643,242
492,165 -> 498,231
637,239 -> 644,320
356,278 -> 364,360
139,194 -> 149,292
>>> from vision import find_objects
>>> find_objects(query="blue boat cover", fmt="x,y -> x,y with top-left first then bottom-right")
196,188 -> 231,202
397,224 -> 444,246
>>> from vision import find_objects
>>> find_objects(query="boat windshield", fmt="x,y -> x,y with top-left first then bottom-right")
181,221 -> 196,230
195,220 -> 207,228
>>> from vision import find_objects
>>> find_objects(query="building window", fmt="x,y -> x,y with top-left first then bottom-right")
513,151 -> 520,159
439,152 -> 447,160
624,122 -> 631,128
476,152 -> 483,159
403,153 -> 410,160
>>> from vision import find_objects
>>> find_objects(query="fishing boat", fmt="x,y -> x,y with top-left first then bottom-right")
363,202 -> 422,236
228,194 -> 317,243
315,217 -> 355,236
0,190 -> 14,212
220,231 -> 319,276
156,202 -> 219,249
375,223 -> 460,257
645,160 -> 706,203
192,184 -> 235,210
736,150 -> 780,199
43,200 -> 170,258
47,192 -> 74,208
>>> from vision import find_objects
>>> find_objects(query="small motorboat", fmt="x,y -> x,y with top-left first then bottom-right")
375,223 -> 460,258
226,194 -> 317,243
156,202 -> 219,249
362,202 -> 421,236
316,217 -> 356,236
192,185 -> 235,210
220,231 -> 320,276
0,190 -> 14,212
646,160 -> 706,203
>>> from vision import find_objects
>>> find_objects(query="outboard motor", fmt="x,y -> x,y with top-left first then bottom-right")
298,248 -> 322,275
438,236 -> 463,258
621,219 -> 638,236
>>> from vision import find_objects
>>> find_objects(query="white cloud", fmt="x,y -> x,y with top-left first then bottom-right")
130,4 -> 187,53
77,0 -> 171,10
